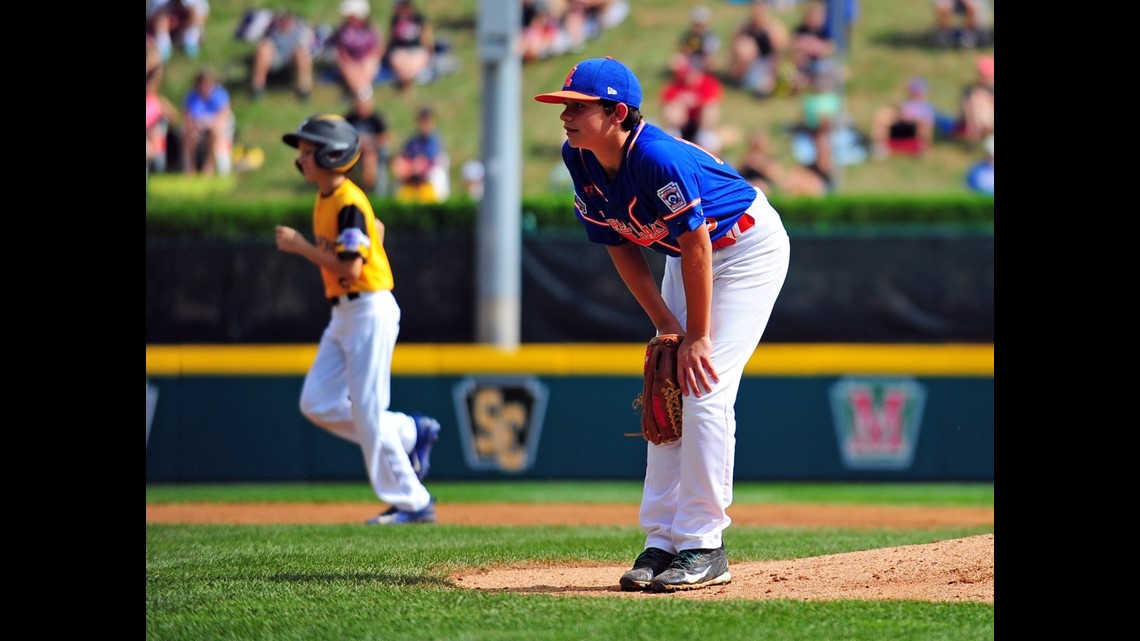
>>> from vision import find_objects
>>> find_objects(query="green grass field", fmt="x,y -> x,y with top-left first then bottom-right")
146,481 -> 995,640
148,0 -> 995,205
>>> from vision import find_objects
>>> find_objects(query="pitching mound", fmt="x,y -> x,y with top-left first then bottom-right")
451,533 -> 993,603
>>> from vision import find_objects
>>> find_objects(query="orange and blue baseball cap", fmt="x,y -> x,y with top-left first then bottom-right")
534,57 -> 642,109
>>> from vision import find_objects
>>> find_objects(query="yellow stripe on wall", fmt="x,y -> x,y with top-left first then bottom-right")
146,343 -> 994,377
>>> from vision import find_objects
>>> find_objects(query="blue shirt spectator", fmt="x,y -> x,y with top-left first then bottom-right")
965,136 -> 994,196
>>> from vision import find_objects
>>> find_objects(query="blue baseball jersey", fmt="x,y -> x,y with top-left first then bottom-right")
563,122 -> 759,257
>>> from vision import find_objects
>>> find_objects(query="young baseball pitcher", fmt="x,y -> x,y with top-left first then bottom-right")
275,114 -> 441,525
535,58 -> 790,591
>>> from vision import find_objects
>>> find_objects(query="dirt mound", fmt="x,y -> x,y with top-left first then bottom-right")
451,534 -> 994,603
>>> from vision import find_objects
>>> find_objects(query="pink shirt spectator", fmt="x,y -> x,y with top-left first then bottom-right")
146,94 -> 163,131
334,21 -> 381,61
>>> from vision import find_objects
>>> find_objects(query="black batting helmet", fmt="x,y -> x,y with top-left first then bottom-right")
283,115 -> 362,172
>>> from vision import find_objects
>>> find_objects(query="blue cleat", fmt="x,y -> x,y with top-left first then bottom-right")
409,413 -> 441,481
365,496 -> 436,525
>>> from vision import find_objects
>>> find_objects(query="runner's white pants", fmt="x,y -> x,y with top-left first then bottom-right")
298,290 -> 432,512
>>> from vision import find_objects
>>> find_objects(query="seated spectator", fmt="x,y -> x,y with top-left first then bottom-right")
660,52 -> 724,153
146,0 -> 210,62
146,94 -> 165,174
558,0 -> 590,53
785,64 -> 855,197
518,0 -> 627,64
147,37 -> 177,176
726,0 -> 789,98
965,135 -> 993,195
870,76 -> 937,159
521,0 -> 570,63
932,0 -> 989,49
147,34 -> 164,81
330,0 -> 384,102
181,67 -> 234,176
382,0 -> 435,92
584,0 -> 631,37
677,6 -> 721,72
249,10 -> 314,101
788,0 -> 836,95
735,129 -> 785,196
461,159 -> 486,201
799,64 -> 841,136
793,62 -> 867,171
784,120 -> 834,197
392,106 -> 449,204
955,55 -> 994,145
343,96 -> 391,196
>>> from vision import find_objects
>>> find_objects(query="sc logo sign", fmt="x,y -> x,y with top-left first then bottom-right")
452,376 -> 549,473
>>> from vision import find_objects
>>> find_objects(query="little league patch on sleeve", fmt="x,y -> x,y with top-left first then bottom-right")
574,193 -> 587,216
339,227 -> 371,253
656,182 -> 686,214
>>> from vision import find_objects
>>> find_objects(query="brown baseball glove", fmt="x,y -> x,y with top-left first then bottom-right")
630,334 -> 684,445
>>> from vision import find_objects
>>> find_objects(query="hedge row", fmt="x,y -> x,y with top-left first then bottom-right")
145,194 -> 994,239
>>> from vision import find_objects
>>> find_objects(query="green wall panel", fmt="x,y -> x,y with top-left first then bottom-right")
146,374 -> 993,482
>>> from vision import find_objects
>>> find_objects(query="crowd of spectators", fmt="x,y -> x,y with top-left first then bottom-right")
147,0 -> 991,199
520,0 -> 631,64
674,0 -> 993,198
146,0 -> 631,196
146,0 -> 464,192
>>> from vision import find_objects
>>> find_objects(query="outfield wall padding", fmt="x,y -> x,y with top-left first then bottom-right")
146,230 -> 994,344
145,369 -> 993,483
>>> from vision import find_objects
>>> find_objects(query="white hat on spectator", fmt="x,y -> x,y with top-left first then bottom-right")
691,6 -> 712,23
462,160 -> 484,181
339,0 -> 370,18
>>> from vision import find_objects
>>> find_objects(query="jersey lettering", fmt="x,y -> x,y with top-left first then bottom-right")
607,217 -> 669,247
564,122 -> 760,258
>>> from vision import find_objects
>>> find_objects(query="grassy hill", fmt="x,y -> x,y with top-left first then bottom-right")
147,0 -> 995,205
